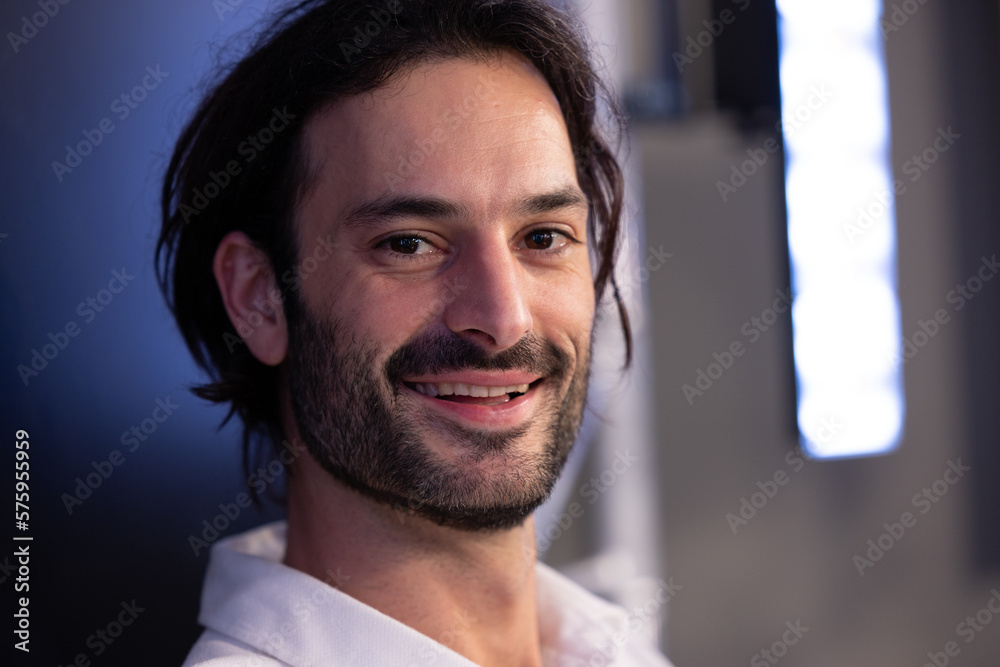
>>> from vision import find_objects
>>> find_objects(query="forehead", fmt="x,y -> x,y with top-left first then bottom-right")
297,53 -> 579,224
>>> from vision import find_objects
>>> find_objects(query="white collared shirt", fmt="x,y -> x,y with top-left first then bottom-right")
183,522 -> 674,666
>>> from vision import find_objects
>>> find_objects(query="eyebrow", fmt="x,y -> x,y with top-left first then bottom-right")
512,186 -> 589,218
341,185 -> 589,230
342,195 -> 468,229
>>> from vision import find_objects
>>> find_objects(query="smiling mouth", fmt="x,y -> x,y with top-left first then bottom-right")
403,380 -> 541,406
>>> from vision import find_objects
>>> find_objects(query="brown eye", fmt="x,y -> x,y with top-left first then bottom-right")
387,236 -> 429,254
524,231 -> 555,250
521,229 -> 575,253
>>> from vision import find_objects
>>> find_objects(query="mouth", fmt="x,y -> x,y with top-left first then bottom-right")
402,379 -> 542,407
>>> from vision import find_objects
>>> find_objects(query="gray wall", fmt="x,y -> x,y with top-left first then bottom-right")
632,1 -> 1000,664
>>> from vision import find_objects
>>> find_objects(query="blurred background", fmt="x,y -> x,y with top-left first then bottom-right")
2,1 -> 998,665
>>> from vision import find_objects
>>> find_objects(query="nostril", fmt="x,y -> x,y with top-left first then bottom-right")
458,329 -> 498,348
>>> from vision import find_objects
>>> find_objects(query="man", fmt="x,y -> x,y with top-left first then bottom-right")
157,0 -> 672,665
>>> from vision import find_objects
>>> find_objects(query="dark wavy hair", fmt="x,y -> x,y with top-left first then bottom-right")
156,0 -> 631,486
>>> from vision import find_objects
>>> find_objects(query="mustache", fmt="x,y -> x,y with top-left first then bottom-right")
384,330 -> 570,384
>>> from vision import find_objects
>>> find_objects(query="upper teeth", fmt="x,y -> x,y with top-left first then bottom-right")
412,382 -> 531,398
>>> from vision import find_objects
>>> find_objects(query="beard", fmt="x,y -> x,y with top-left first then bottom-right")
285,299 -> 592,531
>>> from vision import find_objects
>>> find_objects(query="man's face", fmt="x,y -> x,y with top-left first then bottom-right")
286,54 -> 595,530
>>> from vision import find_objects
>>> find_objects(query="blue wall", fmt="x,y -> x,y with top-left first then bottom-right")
1,2 -> 285,663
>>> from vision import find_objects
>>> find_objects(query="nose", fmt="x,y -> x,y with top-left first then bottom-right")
441,239 -> 532,351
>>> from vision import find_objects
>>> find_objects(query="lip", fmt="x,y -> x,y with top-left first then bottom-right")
401,379 -> 542,427
400,371 -> 542,386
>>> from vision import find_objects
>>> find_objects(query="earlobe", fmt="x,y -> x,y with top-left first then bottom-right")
213,231 -> 288,366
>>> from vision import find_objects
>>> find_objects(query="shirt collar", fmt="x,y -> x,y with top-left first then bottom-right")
198,521 -> 631,667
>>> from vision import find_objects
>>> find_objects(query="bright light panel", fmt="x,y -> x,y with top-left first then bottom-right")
777,0 -> 904,458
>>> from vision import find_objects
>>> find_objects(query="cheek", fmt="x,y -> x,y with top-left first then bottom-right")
304,271 -> 446,351
530,271 -> 595,349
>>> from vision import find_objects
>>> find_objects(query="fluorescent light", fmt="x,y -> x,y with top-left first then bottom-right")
777,0 -> 904,458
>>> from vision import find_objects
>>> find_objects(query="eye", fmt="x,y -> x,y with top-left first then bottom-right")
520,229 -> 575,252
383,235 -> 435,256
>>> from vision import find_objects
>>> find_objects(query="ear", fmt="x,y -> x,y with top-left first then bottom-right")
213,231 -> 288,366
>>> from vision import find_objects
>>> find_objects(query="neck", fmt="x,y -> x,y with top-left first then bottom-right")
283,452 -> 544,667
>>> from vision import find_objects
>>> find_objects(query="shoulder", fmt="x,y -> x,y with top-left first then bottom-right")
182,630 -> 286,667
